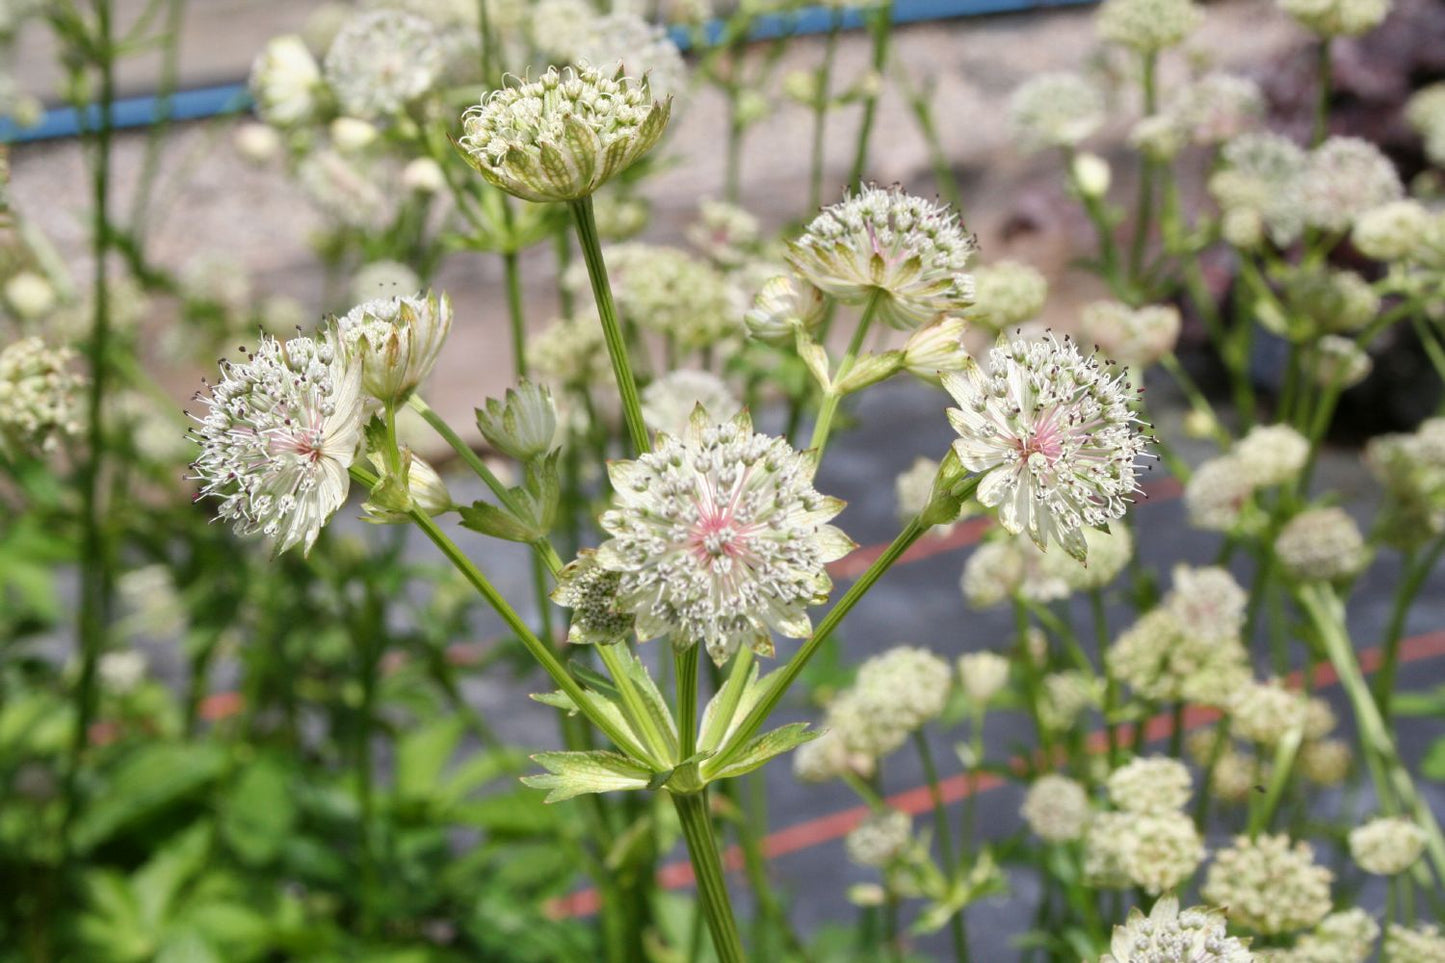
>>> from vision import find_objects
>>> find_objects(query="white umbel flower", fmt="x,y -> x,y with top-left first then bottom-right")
1022,773 -> 1091,842
1234,423 -> 1309,487
596,409 -> 853,664
1278,0 -> 1391,36
249,35 -> 322,127
943,333 -> 1148,561
1275,506 -> 1369,582
336,291 -> 452,405
1101,896 -> 1253,963
324,10 -> 444,119
1384,924 -> 1445,963
0,337 -> 85,458
1349,816 -> 1427,875
787,184 -> 976,330
1202,834 -> 1334,935
1106,756 -> 1193,814
846,809 -> 913,868
971,260 -> 1048,330
1096,0 -> 1203,50
1301,137 -> 1403,234
958,651 -> 1011,705
1009,72 -> 1105,151
189,330 -> 365,556
641,370 -> 740,438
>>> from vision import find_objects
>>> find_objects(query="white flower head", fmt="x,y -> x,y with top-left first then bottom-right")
336,291 -> 452,405
1275,506 -> 1369,582
958,651 -> 1010,705
943,333 -> 1148,561
1009,72 -> 1105,151
1406,83 -> 1445,166
1350,816 -> 1426,876
4,271 -> 56,320
1106,755 -> 1193,814
1202,834 -> 1334,935
0,337 -> 85,458
787,184 -> 976,330
1302,137 -> 1403,234
1081,301 -> 1182,369
596,408 -> 853,664
1022,773 -> 1091,842
1278,0 -> 1391,36
641,370 -> 740,438
324,9 -> 444,119
745,274 -> 826,344
249,35 -> 322,127
552,549 -> 635,646
1352,200 -> 1431,262
971,260 -> 1048,330
189,329 -> 365,556
1101,896 -> 1253,963
1210,133 -> 1310,248
458,62 -> 671,203
1096,0 -> 1203,50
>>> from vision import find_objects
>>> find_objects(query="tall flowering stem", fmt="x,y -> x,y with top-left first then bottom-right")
847,0 -> 897,188
1297,583 -> 1445,889
569,196 -> 651,456
810,291 -> 883,453
673,791 -> 747,963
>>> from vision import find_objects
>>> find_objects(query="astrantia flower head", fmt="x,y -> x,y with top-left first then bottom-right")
1278,0 -> 1390,36
1275,506 -> 1369,582
1210,133 -> 1310,248
595,408 -> 853,664
787,185 -> 975,330
528,313 -> 612,389
943,333 -> 1148,561
1022,773 -> 1091,842
970,260 -> 1048,330
1311,335 -> 1372,389
249,35 -> 322,127
458,62 -> 671,202
1169,73 -> 1265,146
1384,924 -> 1445,963
1406,84 -> 1445,166
324,10 -> 444,119
0,337 -> 85,458
1352,200 -> 1430,262
846,809 -> 912,868
1301,137 -> 1403,234
1234,423 -> 1310,487
958,651 -> 1011,705
1096,0 -> 1203,51
1106,756 -> 1192,814
1080,301 -> 1182,368
1297,908 -> 1379,963
477,380 -> 558,461
551,549 -> 635,645
854,646 -> 953,730
1229,678 -> 1327,747
1101,896 -> 1253,963
591,243 -> 741,351
1084,811 -> 1205,894
1009,72 -> 1105,151
1186,458 -> 1255,530
1166,563 -> 1247,641
641,370 -> 740,438
189,329 -> 365,556
1202,834 -> 1334,935
1349,816 -> 1426,875
336,291 -> 452,405
1110,606 -> 1252,707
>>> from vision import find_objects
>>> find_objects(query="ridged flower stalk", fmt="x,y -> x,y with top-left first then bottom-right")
569,196 -> 650,457
847,0 -> 896,187
810,291 -> 882,453
673,790 -> 747,963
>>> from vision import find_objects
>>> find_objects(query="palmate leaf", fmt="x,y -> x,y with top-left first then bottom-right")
700,723 -> 819,783
521,750 -> 654,803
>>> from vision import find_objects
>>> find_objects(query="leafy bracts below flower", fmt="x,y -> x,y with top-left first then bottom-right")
551,550 -> 634,645
787,184 -> 976,330
457,62 -> 671,203
188,329 -> 365,556
595,407 -> 853,664
477,380 -> 558,461
943,333 -> 1148,561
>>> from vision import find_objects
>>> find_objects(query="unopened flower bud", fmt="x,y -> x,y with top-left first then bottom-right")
1072,152 -> 1112,199
234,122 -> 282,164
4,271 -> 57,320
364,449 -> 454,521
402,157 -> 446,194
477,380 -> 558,461
330,116 -> 378,152
903,317 -> 972,380
337,291 -> 452,404
745,275 -> 826,344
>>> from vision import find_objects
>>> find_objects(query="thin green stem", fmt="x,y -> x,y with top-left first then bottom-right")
847,1 -> 895,188
1128,52 -> 1159,283
673,791 -> 748,963
810,291 -> 883,453
1312,39 -> 1331,147
1373,538 -> 1445,722
807,9 -> 844,213
677,643 -> 700,760
503,248 -> 527,378
715,502 -> 954,768
568,196 -> 651,456
354,588 -> 384,935
914,732 -> 969,962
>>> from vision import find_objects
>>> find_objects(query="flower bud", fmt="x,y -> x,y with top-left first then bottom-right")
476,380 -> 558,461
745,275 -> 826,344
1071,152 -> 1112,199
903,316 -> 972,380
401,157 -> 446,194
4,271 -> 57,320
248,35 -> 321,127
233,122 -> 282,164
364,449 -> 453,522
330,116 -> 378,152
337,291 -> 452,404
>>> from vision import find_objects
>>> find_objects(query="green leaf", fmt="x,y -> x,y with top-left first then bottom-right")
700,723 -> 819,783
1392,686 -> 1445,718
132,823 -> 212,930
395,717 -> 466,801
219,755 -> 297,866
73,743 -> 227,853
458,500 -> 540,542
1422,737 -> 1445,782
520,750 -> 654,803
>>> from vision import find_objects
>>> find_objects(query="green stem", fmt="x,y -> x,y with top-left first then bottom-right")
354,587 -> 384,935
847,1 -> 895,188
568,196 -> 650,456
914,732 -> 969,962
1312,39 -> 1331,147
408,395 -> 564,575
725,86 -> 745,203
1373,538 -> 1445,722
714,504 -> 951,769
62,0 -> 117,861
503,248 -> 527,378
1299,583 -> 1445,889
1091,590 -> 1121,769
810,291 -> 883,453
402,498 -> 643,758
673,791 -> 748,963
677,643 -> 700,760
808,9 -> 844,213
1128,52 -> 1158,283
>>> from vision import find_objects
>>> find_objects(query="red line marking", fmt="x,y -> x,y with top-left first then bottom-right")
546,628 -> 1445,920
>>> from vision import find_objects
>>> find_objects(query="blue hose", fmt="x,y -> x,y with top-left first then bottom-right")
1,0 -> 1090,144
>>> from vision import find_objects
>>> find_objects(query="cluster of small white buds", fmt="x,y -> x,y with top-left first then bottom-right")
958,651 -> 1011,706
1095,0 -> 1203,50
324,10 -> 443,119
845,809 -> 913,869
1352,200 -> 1432,262
745,275 -> 827,345
1105,756 -> 1193,814
248,35 -> 322,127
1301,137 -> 1404,235
551,550 -> 635,646
458,63 -> 671,203
1274,506 -> 1370,582
1349,816 -> 1427,875
969,261 -> 1048,330
1021,773 -> 1091,843
1080,301 -> 1182,368
1277,0 -> 1391,37
4,271 -> 57,320
1009,72 -> 1105,152
1311,335 -> 1373,389
1202,835 -> 1334,935
0,336 -> 85,458
1406,83 -> 1445,166
1100,897 -> 1253,963
1384,924 -> 1445,963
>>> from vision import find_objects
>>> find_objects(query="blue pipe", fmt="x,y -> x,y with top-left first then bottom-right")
1,0 -> 1091,144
